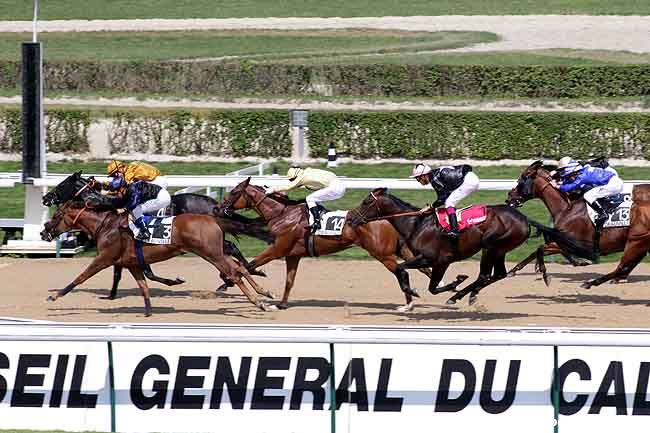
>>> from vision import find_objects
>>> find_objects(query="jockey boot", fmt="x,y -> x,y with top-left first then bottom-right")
134,217 -> 151,241
589,200 -> 607,257
447,208 -> 460,239
309,205 -> 322,233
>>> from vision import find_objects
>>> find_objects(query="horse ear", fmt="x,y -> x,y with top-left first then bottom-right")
244,177 -> 251,187
74,170 -> 82,177
373,187 -> 387,195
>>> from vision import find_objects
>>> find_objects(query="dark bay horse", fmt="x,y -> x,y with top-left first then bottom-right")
507,161 -> 650,289
219,177 -> 433,312
349,188 -> 586,305
42,171 -> 272,298
41,199 -> 276,316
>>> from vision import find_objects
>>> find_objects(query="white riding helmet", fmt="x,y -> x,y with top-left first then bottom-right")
561,161 -> 583,176
557,157 -> 574,170
410,163 -> 432,178
287,166 -> 303,180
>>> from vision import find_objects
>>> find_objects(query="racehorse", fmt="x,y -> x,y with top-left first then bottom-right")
348,188 -> 587,305
41,197 -> 276,317
219,177 -> 434,312
507,161 -> 650,289
42,171 -> 272,298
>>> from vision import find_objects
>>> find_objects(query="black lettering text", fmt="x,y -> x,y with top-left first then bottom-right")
210,357 -> 251,410
435,359 -> 476,413
130,355 -> 170,410
480,360 -> 520,414
290,357 -> 329,410
251,357 -> 290,410
171,356 -> 210,409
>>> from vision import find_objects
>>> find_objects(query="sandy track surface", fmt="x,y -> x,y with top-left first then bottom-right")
1,16 -> 650,53
2,257 -> 649,327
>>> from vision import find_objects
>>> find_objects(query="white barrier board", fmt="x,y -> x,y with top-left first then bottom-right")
558,346 -> 650,431
112,341 -> 332,433
0,341 -> 110,432
333,344 -> 554,433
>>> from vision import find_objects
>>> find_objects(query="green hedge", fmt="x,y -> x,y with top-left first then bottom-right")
2,61 -> 650,97
0,108 -> 90,153
2,108 -> 649,160
308,111 -> 650,159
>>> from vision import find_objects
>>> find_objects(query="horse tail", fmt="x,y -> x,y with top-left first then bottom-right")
213,208 -> 275,244
528,220 -> 597,261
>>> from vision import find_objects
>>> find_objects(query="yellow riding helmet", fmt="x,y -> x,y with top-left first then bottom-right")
107,160 -> 125,176
287,166 -> 303,180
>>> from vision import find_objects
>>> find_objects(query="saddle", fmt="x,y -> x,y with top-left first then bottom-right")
436,205 -> 487,233
586,194 -> 632,228
305,205 -> 348,236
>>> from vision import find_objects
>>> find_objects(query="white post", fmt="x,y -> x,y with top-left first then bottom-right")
32,0 -> 38,43
21,184 -> 49,241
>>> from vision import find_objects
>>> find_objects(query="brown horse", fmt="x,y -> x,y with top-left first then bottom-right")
348,188 -> 585,305
219,178 -> 433,312
507,161 -> 650,289
41,200 -> 276,317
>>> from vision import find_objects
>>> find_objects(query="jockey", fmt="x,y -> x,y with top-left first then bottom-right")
265,165 -> 346,233
551,159 -> 624,233
411,163 -> 480,238
105,160 -> 171,241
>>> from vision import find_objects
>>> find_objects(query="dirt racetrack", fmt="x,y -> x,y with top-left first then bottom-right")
1,257 -> 649,327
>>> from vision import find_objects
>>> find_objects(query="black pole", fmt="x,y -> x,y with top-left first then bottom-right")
21,42 -> 44,183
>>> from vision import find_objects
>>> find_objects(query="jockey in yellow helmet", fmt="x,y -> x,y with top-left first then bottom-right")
105,160 -> 170,241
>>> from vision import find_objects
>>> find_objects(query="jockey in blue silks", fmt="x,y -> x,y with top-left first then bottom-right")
552,158 -> 624,236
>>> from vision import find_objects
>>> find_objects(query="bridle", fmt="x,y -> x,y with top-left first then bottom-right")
352,192 -> 425,225
224,186 -> 284,221
42,181 -> 103,240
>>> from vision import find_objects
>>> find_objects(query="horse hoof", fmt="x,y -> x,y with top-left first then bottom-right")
144,311 -> 152,317
174,278 -> 185,285
446,298 -> 457,305
580,282 -> 593,290
251,269 -> 267,277
507,271 -> 517,278
277,302 -> 289,310
543,275 -> 552,287
260,302 -> 278,312
215,284 -> 229,292
611,278 -> 628,284
404,288 -> 420,298
396,302 -> 414,313
457,275 -> 469,283
46,295 -> 56,302
100,295 -> 116,301
469,295 -> 477,306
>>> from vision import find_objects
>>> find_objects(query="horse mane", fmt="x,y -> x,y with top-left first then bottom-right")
387,193 -> 419,211
249,184 -> 306,205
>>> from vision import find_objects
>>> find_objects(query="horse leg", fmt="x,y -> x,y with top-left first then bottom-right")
224,239 -> 266,277
581,239 -> 649,289
207,254 -> 276,312
396,242 -> 436,282
232,258 -> 276,300
127,267 -> 153,317
447,251 -> 495,305
278,256 -> 301,310
535,246 -> 552,287
394,254 -> 432,298
47,255 -> 112,302
102,265 -> 123,300
507,250 -> 537,277
143,264 -> 186,286
428,264 -> 456,295
467,254 -> 509,305
431,272 -> 468,295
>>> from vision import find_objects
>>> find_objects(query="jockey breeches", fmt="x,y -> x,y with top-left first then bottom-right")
132,188 -> 172,219
583,176 -> 624,204
445,172 -> 480,208
306,179 -> 346,208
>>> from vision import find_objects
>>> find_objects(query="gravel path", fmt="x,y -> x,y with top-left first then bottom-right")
1,96 -> 649,113
1,16 -> 649,53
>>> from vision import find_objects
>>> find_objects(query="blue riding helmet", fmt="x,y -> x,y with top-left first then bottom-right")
109,175 -> 126,191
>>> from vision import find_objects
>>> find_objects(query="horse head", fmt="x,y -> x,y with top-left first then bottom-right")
40,201 -> 86,242
506,160 -> 551,207
220,177 -> 254,216
42,171 -> 90,207
349,187 -> 391,226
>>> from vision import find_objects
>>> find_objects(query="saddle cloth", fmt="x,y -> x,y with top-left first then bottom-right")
129,215 -> 174,245
586,194 -> 632,228
436,205 -> 487,232
309,210 -> 348,236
